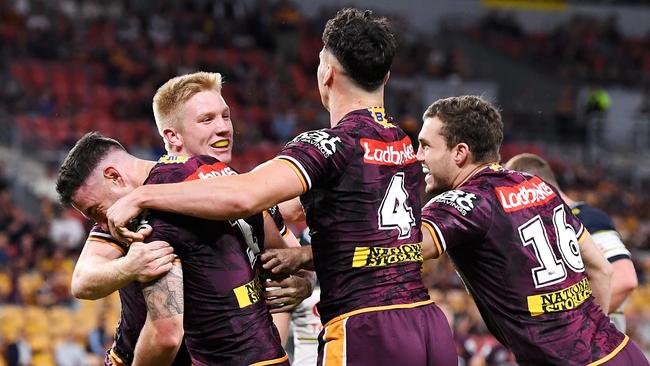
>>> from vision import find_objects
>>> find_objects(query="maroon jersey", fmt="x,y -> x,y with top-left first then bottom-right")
421,165 -> 626,365
275,107 -> 429,324
87,226 -> 191,366
143,155 -> 287,366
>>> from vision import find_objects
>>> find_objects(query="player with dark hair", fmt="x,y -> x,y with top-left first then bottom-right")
57,131 -> 291,365
58,72 -> 312,366
417,95 -> 648,365
106,8 -> 457,366
505,153 -> 638,332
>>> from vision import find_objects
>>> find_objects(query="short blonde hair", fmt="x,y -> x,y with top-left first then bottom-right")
152,72 -> 223,151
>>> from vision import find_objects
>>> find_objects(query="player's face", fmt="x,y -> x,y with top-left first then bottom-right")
71,173 -> 133,229
178,90 -> 233,163
416,116 -> 457,194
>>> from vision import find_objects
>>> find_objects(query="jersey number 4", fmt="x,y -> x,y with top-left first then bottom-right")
518,204 -> 584,288
378,173 -> 415,239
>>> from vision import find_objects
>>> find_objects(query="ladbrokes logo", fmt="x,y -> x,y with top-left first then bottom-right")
361,137 -> 416,166
495,177 -> 556,212
292,130 -> 341,158
186,162 -> 238,181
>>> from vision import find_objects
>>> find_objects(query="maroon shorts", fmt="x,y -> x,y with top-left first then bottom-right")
600,338 -> 649,366
317,300 -> 457,366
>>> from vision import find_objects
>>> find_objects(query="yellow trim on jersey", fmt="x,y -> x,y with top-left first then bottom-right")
281,228 -> 292,238
233,276 -> 263,308
577,227 -> 588,244
87,238 -> 126,255
323,299 -> 434,328
157,155 -> 190,164
587,335 -> 629,366
421,221 -> 442,258
249,353 -> 289,366
274,158 -> 307,193
323,318 -> 346,366
263,210 -> 269,218
367,107 -> 394,128
109,349 -> 128,366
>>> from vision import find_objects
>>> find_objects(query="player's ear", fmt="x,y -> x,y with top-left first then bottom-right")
163,127 -> 183,151
454,143 -> 470,167
323,63 -> 334,87
103,167 -> 124,186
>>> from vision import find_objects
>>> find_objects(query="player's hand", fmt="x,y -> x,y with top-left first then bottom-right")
121,241 -> 176,283
107,190 -> 145,243
265,272 -> 314,313
260,247 -> 311,274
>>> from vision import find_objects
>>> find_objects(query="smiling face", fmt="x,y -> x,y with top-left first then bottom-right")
170,90 -> 233,163
416,116 -> 459,195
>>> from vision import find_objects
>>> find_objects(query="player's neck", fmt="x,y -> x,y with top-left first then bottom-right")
559,191 -> 575,206
327,88 -> 384,127
452,162 -> 493,189
132,159 -> 157,186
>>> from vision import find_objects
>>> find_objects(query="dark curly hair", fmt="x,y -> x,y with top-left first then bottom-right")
56,132 -> 125,206
322,8 -> 396,91
423,96 -> 503,163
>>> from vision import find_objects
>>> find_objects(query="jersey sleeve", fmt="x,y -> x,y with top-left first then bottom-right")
574,207 -> 630,262
421,189 -> 492,256
274,128 -> 353,193
266,205 -> 288,237
87,224 -> 128,255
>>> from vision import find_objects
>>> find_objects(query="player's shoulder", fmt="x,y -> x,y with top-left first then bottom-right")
148,155 -> 235,184
424,187 -> 486,218
571,202 -> 616,233
87,224 -> 128,253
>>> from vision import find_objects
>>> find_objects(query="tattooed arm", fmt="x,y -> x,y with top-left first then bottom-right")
132,260 -> 184,366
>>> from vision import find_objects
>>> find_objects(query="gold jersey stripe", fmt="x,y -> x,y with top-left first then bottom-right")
323,299 -> 434,328
249,353 -> 289,366
587,335 -> 629,366
87,238 -> 126,255
422,221 -> 443,258
274,158 -> 307,193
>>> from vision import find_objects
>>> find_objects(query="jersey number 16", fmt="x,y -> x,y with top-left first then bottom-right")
519,204 -> 584,289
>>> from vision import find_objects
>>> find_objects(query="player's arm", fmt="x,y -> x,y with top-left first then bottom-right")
421,223 -> 443,260
608,258 -> 638,312
278,197 -> 306,223
579,232 -> 613,314
261,246 -> 314,274
108,160 -> 304,242
263,212 -> 300,250
72,238 -> 175,300
132,261 -> 184,366
263,214 -> 315,312
272,312 -> 291,347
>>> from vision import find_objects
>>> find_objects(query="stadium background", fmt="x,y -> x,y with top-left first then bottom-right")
0,0 -> 649,364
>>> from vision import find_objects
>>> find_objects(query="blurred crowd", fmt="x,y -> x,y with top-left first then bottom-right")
472,11 -> 650,86
0,0 -> 463,163
1,0 -> 650,365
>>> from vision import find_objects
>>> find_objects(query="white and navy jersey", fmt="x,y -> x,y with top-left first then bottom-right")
570,202 -> 631,263
291,287 -> 322,366
570,201 -> 632,332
